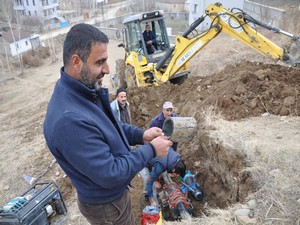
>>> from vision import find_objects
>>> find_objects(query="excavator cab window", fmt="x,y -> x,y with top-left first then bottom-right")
140,19 -> 170,55
123,16 -> 170,58
125,22 -> 144,54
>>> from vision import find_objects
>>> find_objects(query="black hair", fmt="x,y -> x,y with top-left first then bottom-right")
63,23 -> 109,67
174,160 -> 186,178
116,87 -> 127,96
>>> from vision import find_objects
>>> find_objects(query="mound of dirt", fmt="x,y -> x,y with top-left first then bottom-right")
126,61 -> 300,222
128,61 -> 300,127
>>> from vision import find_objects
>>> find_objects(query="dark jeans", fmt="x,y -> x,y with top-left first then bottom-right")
78,189 -> 136,225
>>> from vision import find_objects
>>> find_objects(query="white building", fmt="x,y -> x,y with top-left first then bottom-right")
187,0 -> 244,31
0,29 -> 40,57
13,0 -> 59,25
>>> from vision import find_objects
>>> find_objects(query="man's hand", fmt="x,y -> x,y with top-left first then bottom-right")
144,127 -> 171,158
147,40 -> 153,45
151,136 -> 172,158
143,127 -> 164,143
149,196 -> 157,206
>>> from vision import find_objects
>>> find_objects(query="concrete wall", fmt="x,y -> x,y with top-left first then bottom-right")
96,27 -> 123,41
187,1 -> 286,31
155,2 -> 186,13
94,15 -> 125,28
165,12 -> 188,20
243,0 -> 286,27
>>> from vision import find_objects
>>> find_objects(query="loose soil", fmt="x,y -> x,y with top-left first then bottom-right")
127,61 -> 300,223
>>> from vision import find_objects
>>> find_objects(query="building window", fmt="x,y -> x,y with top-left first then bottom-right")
28,11 -> 31,16
193,4 -> 198,13
44,10 -> 47,16
42,0 -> 49,6
26,0 -> 29,6
25,41 -> 28,46
35,10 -> 37,16
32,0 -> 35,6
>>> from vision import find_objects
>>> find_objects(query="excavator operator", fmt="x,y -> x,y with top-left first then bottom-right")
143,24 -> 157,54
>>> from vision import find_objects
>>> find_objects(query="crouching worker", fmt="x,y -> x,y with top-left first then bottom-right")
140,148 -> 186,206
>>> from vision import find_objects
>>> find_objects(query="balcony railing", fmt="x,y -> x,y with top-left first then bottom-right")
42,0 -> 58,6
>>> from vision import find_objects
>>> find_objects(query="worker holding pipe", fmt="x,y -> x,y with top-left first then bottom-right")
149,101 -> 178,151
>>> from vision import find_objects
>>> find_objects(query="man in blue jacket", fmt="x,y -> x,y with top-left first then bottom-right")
143,24 -> 157,54
139,101 -> 181,199
43,23 -> 172,225
150,101 -> 178,151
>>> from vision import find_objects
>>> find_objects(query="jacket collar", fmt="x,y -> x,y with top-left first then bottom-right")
60,67 -> 109,101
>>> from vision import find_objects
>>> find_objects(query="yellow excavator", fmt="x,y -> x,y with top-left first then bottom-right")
114,2 -> 300,88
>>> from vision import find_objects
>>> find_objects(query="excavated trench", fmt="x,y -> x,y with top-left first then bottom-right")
157,122 -> 255,219
113,61 -> 300,221
129,110 -> 256,221
181,130 -> 256,212
127,90 -> 257,220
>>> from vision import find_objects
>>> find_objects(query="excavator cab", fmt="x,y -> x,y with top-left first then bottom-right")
113,3 -> 300,89
115,10 -> 183,88
115,10 -> 189,88
122,10 -> 170,63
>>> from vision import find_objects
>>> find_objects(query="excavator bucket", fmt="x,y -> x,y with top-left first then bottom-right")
285,37 -> 300,66
293,39 -> 300,65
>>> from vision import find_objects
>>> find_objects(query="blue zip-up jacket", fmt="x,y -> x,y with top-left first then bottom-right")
149,112 -> 169,129
146,148 -> 181,197
44,68 -> 154,204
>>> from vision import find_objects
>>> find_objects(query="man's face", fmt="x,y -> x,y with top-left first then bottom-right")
117,91 -> 127,107
163,108 -> 173,119
145,25 -> 150,32
80,43 -> 110,91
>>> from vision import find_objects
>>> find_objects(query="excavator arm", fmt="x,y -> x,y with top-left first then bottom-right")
206,3 -> 291,61
154,3 -> 300,83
